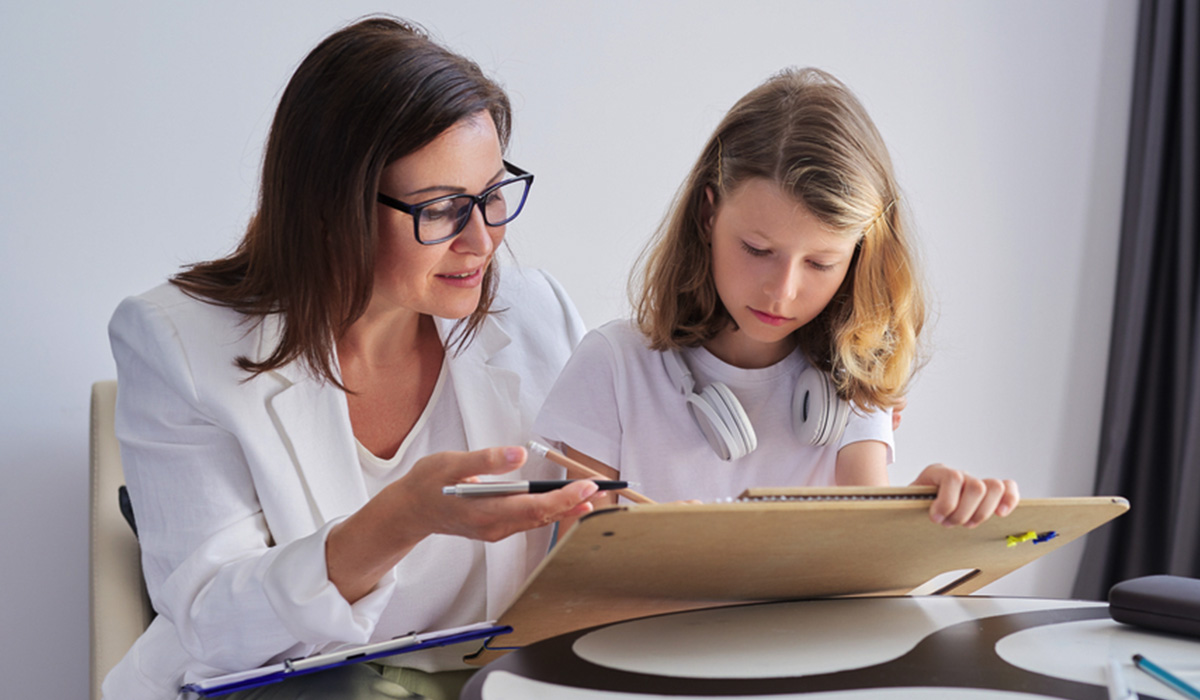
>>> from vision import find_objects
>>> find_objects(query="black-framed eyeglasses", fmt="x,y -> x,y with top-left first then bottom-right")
376,161 -> 534,245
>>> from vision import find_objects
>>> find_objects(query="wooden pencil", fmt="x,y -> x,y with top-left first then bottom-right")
526,441 -> 657,505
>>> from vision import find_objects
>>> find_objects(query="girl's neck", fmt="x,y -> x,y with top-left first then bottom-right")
702,326 -> 797,369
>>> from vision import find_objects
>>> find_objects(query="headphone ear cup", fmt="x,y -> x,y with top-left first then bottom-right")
793,368 -> 849,446
703,382 -> 757,460
827,391 -> 851,446
663,349 -> 757,460
685,392 -> 740,461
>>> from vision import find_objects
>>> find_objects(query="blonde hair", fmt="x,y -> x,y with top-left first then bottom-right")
634,67 -> 925,409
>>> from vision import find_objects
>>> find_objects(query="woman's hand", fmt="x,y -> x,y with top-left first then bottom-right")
401,446 -> 599,542
910,464 -> 1020,528
327,446 -> 597,603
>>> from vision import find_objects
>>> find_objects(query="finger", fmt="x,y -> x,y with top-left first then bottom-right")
913,464 -> 962,525
557,478 -> 602,507
943,475 -> 986,527
559,499 -> 596,521
588,489 -> 618,508
504,479 -> 601,527
995,479 -> 1020,517
446,446 -> 527,481
965,479 -> 1006,527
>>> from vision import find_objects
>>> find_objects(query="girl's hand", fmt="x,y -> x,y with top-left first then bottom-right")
910,464 -> 1020,528
892,395 -> 907,430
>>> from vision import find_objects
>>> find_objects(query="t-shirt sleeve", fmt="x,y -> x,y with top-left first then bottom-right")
838,403 -> 896,466
532,328 -> 626,474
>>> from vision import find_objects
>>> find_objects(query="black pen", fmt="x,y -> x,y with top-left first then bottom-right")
442,480 -> 629,497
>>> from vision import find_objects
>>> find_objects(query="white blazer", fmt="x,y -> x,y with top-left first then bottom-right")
104,267 -> 586,700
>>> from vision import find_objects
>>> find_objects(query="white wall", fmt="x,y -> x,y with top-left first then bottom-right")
0,1 -> 1137,696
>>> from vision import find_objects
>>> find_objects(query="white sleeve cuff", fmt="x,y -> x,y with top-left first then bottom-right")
263,518 -> 397,645
840,405 -> 896,465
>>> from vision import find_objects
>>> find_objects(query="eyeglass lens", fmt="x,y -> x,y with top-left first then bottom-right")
416,178 -> 529,243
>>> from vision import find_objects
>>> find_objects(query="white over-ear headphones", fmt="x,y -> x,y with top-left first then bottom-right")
662,349 -> 850,461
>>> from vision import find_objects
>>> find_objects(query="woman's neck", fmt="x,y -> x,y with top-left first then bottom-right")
338,306 -> 435,370
337,308 -> 446,458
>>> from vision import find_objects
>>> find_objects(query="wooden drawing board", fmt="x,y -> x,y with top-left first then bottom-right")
467,487 -> 1128,665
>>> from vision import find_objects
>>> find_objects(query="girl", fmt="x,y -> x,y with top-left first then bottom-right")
534,68 -> 1017,526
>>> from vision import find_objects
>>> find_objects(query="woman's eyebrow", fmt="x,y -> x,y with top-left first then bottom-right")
403,166 -> 508,199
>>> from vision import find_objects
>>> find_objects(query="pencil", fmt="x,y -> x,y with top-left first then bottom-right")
526,441 -> 658,505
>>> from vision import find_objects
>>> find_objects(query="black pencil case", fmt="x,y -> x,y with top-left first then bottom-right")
1109,574 -> 1200,639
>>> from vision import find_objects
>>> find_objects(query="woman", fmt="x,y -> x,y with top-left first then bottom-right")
106,17 -> 596,700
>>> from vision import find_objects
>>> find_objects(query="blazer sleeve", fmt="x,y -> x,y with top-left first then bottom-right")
108,292 -> 393,673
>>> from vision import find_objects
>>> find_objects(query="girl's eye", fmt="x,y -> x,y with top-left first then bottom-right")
808,260 -> 836,272
740,241 -> 770,257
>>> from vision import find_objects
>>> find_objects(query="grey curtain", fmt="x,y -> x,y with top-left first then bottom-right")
1073,0 -> 1200,600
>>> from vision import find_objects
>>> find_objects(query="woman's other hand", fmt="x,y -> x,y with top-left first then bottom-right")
910,464 -> 1019,528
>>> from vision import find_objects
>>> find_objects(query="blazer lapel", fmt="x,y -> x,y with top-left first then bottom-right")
267,369 -> 368,525
259,316 -> 367,526
438,316 -> 522,452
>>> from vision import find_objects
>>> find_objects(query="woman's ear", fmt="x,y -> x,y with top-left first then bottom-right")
700,186 -> 717,236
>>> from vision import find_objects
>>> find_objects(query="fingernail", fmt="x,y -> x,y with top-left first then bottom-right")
997,504 -> 1011,517
931,512 -> 946,525
504,446 -> 524,464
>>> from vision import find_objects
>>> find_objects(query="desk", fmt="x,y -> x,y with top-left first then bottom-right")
462,596 -> 1200,699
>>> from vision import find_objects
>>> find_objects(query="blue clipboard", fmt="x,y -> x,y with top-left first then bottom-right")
180,622 -> 511,697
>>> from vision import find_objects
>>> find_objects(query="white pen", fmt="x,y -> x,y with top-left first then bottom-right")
1106,657 -> 1138,700
442,480 -> 629,497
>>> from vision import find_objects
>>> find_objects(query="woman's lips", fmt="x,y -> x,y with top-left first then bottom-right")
436,266 -> 483,287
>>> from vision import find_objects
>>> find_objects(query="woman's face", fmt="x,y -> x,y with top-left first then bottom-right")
706,178 -> 858,368
373,112 -> 508,321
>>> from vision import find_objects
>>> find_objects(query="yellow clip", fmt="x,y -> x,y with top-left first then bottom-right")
1006,531 -> 1038,548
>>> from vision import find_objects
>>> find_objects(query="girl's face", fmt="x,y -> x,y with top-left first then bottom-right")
373,112 -> 508,321
705,178 -> 859,368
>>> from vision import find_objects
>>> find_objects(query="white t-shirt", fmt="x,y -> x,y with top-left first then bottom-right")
355,360 -> 485,670
534,320 -> 894,504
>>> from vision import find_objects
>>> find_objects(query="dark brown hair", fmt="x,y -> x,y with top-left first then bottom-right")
635,68 -> 925,408
172,16 -> 512,386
